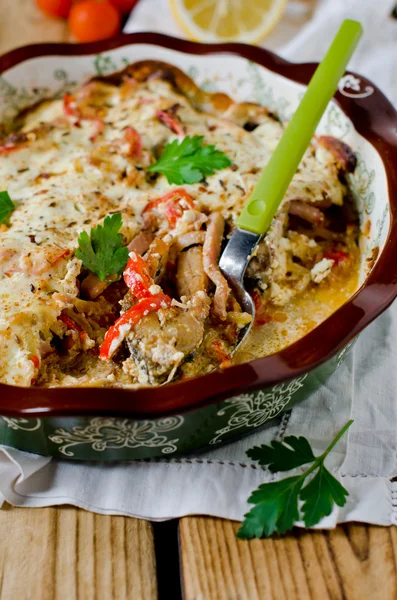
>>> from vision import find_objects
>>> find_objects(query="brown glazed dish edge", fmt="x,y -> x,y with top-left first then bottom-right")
0,32 -> 397,418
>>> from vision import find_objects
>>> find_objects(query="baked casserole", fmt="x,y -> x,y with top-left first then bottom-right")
0,61 -> 360,388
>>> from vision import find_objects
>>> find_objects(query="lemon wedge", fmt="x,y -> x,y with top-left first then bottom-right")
169,0 -> 288,43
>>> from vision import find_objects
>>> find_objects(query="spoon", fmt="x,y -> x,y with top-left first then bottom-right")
219,19 -> 363,353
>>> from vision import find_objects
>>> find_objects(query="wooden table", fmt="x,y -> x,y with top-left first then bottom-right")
1,4 -> 397,598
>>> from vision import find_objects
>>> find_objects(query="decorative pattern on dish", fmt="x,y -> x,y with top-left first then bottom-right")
323,105 -> 351,139
187,65 -> 218,93
48,416 -> 184,456
336,339 -> 355,368
93,53 -> 130,77
370,203 -> 390,256
2,417 -> 42,431
338,75 -> 374,99
247,61 -> 292,121
0,70 -> 76,129
349,152 -> 376,215
209,375 -> 308,445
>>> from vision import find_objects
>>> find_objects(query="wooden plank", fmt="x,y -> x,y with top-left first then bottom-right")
179,517 -> 397,600
0,0 -> 69,55
0,505 -> 158,600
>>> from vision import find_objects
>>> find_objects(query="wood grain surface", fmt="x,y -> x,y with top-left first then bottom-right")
0,505 -> 157,600
0,0 -> 70,55
179,517 -> 397,600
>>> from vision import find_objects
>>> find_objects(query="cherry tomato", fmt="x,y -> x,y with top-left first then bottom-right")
36,0 -> 73,19
68,0 -> 121,43
106,0 -> 140,15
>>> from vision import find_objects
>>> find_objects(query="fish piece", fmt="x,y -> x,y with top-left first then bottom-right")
172,230 -> 205,252
125,291 -> 210,385
288,200 -> 325,226
80,272 -> 109,300
145,237 -> 170,281
176,245 -> 208,298
127,231 -> 154,255
203,212 -> 230,320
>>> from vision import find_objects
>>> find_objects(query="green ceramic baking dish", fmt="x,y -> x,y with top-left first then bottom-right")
0,33 -> 396,460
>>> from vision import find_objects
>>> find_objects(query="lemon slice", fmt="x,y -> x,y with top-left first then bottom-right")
169,0 -> 288,44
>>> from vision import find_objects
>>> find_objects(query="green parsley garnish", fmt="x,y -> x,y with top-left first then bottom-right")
147,135 -> 232,185
237,420 -> 353,539
0,191 -> 15,225
76,213 -> 128,282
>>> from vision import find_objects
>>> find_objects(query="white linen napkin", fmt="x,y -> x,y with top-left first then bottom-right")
1,0 -> 396,528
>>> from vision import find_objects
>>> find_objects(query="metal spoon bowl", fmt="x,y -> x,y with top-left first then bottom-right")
218,227 -> 260,351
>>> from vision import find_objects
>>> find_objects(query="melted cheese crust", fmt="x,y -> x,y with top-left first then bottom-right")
0,73 -> 356,387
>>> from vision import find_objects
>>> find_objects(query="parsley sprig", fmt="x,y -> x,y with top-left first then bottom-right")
147,135 -> 232,184
76,213 -> 128,282
0,191 -> 15,225
237,419 -> 353,539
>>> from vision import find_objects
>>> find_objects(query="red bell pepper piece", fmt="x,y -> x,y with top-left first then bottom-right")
29,354 -> 40,385
251,290 -> 271,326
164,197 -> 186,227
123,252 -> 154,300
209,340 -> 231,368
156,110 -> 184,136
63,93 -> 104,142
99,293 -> 171,360
63,93 -> 79,118
89,118 -> 104,142
124,126 -> 142,157
101,254 -> 172,360
0,132 -> 29,154
324,248 -> 349,265
58,312 -> 87,342
58,313 -> 82,331
0,143 -> 22,154
30,355 -> 40,369
143,188 -> 194,228
51,248 -> 71,266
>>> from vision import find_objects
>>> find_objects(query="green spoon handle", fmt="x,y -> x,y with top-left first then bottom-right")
237,19 -> 363,235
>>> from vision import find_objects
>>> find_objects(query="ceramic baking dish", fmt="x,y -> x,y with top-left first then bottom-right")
0,33 -> 396,460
